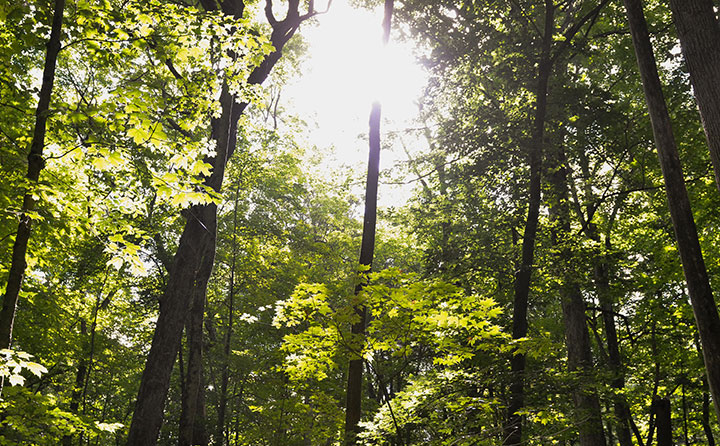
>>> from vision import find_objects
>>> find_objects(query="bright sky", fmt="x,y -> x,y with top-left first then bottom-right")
283,0 -> 428,207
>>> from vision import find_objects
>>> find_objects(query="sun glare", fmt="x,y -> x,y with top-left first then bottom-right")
284,0 -> 428,180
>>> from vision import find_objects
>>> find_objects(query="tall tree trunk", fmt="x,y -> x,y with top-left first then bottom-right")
179,253 -> 212,446
216,181 -> 241,446
344,2 -> 393,445
126,2 -> 313,443
667,0 -> 720,193
623,0 -> 720,421
0,0 -> 65,350
652,397 -> 672,446
703,377 -> 716,446
589,223 -> 632,446
504,3 -> 553,445
597,273 -> 632,446
547,146 -> 606,446
62,319 -> 88,446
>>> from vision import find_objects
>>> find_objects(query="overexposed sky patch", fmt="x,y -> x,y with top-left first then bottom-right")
283,0 -> 428,206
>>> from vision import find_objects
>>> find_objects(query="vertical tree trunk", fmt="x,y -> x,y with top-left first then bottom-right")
652,397 -> 672,446
593,236 -> 632,446
344,2 -> 393,445
547,146 -> 606,446
216,181 -> 241,446
504,3 -> 553,445
703,378 -> 716,446
127,3 -> 312,443
179,253 -> 213,446
0,0 -> 65,350
343,102 -> 380,445
623,0 -> 720,421
667,0 -> 720,193
62,319 -> 88,446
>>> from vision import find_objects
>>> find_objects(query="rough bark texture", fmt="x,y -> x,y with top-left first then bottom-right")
504,3 -> 553,445
178,253 -> 213,446
344,3 -> 393,445
0,0 -> 65,349
668,0 -> 720,193
623,0 -> 720,421
547,147 -> 606,446
126,2 -> 312,443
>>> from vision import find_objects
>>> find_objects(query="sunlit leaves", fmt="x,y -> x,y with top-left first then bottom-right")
0,349 -> 48,390
274,268 -> 508,383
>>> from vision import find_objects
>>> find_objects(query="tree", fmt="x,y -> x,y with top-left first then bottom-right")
623,0 -> 720,421
0,0 -> 65,351
345,2 -> 394,444
667,0 -> 720,194
127,2 -> 328,443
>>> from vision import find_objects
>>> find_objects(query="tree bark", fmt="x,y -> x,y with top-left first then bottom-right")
126,2 -> 312,443
0,0 -> 65,350
62,319 -> 88,446
623,0 -> 720,421
547,146 -> 606,446
216,181 -> 241,446
344,3 -> 393,445
703,377 -> 716,446
504,3 -> 553,445
652,397 -> 672,446
668,0 -> 720,193
590,227 -> 632,446
178,253 -> 212,446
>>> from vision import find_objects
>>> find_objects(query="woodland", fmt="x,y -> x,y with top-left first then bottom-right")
3,0 -> 720,445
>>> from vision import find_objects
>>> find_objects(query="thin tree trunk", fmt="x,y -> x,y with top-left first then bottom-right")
703,378 -> 716,446
594,238 -> 632,446
216,181 -> 241,446
0,0 -> 65,350
667,0 -> 720,193
623,0 -> 720,421
344,2 -> 393,445
696,337 -> 716,446
547,146 -> 606,446
126,3 -> 312,443
62,319 -> 88,446
504,3 -> 553,445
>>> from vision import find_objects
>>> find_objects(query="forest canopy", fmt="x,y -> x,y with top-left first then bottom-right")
1,0 -> 720,445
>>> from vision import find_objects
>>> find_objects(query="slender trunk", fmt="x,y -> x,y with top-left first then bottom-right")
504,3 -> 553,445
547,146 -> 606,446
697,337 -> 716,446
127,4 -> 309,443
193,369 -> 208,446
703,378 -> 716,446
652,397 -> 672,446
682,381 -> 689,445
62,319 -> 88,446
344,3 -> 393,445
667,0 -> 720,193
179,253 -> 212,446
623,0 -> 720,421
594,241 -> 632,446
0,0 -> 65,350
343,101 -> 380,445
216,182 -> 241,446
